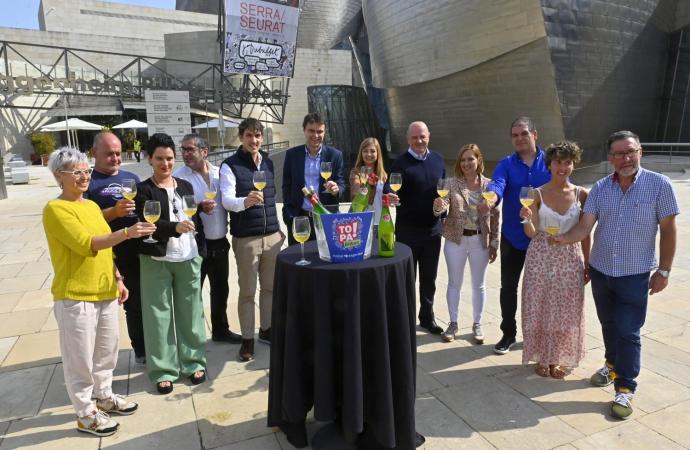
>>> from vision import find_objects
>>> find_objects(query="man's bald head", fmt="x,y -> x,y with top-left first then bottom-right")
406,121 -> 430,156
91,132 -> 122,175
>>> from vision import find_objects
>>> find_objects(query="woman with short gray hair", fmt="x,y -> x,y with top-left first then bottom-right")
42,147 -> 155,436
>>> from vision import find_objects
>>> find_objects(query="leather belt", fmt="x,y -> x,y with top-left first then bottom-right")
462,229 -> 480,236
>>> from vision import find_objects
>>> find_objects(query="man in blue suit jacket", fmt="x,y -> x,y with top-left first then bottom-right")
282,113 -> 345,245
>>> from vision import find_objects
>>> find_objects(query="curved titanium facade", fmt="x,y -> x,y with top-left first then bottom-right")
295,0 -> 361,49
362,0 -> 675,162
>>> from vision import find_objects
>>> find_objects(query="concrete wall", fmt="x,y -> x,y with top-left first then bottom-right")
39,0 -> 216,40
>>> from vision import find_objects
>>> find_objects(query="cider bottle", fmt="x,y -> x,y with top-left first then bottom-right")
378,194 -> 395,257
301,187 -> 331,215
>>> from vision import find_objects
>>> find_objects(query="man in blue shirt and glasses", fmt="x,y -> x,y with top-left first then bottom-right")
486,117 -> 551,354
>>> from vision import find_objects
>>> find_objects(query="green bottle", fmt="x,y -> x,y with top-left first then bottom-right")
350,175 -> 371,213
301,187 -> 330,215
378,194 -> 395,257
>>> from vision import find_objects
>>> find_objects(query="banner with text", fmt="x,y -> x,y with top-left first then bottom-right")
223,0 -> 300,78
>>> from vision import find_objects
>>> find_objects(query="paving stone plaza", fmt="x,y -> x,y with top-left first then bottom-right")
1,161 -> 689,449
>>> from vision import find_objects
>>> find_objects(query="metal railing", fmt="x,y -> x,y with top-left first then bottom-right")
207,140 -> 290,166
640,142 -> 690,162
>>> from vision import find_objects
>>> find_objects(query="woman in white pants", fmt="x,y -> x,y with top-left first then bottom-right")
433,144 -> 499,343
42,148 -> 155,436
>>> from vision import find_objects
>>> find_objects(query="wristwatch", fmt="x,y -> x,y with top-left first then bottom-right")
657,269 -> 670,278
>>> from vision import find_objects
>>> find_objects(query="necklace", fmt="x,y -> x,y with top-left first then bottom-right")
152,175 -> 179,215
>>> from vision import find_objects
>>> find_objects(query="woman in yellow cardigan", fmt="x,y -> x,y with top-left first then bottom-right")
42,147 -> 155,437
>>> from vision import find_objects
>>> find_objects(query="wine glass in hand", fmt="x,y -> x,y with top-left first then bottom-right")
121,179 -> 137,217
182,195 -> 198,234
389,172 -> 402,206
320,161 -> 332,193
142,200 -> 161,243
519,186 -> 534,224
253,171 -> 266,206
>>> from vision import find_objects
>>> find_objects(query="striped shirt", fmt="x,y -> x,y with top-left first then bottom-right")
584,168 -> 679,277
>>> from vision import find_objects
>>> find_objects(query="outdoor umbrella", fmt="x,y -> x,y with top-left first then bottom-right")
41,118 -> 103,151
113,119 -> 147,129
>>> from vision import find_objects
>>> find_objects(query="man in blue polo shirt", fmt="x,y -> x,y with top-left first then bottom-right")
556,130 -> 679,419
486,117 -> 551,354
85,132 -> 146,364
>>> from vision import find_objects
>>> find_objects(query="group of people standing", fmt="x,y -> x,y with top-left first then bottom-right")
41,111 -> 678,437
393,117 -> 678,422
41,116 -> 289,436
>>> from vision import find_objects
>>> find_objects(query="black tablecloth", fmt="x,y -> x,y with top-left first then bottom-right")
268,241 -> 417,449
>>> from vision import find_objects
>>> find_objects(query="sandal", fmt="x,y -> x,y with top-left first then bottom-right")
535,364 -> 550,377
190,370 -> 206,385
549,365 -> 567,379
156,380 -> 173,394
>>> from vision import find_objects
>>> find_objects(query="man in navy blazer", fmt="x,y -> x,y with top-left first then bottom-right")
282,113 -> 345,245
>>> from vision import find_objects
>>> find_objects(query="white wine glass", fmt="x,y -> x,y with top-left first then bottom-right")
482,189 -> 497,205
182,195 -> 198,234
143,200 -> 160,243
544,215 -> 561,237
121,179 -> 137,217
253,171 -> 266,206
519,186 -> 534,224
320,161 -> 332,193
204,181 -> 217,200
437,178 -> 449,198
292,216 -> 311,266
389,172 -> 402,206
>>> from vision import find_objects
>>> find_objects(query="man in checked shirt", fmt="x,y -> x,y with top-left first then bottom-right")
555,130 -> 679,420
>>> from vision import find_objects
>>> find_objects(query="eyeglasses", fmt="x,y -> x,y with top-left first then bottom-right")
609,148 -> 640,160
180,146 -> 199,153
60,168 -> 93,177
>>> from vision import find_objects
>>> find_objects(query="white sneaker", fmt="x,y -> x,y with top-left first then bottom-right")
97,394 -> 138,416
77,409 -> 119,436
442,322 -> 458,342
472,323 -> 484,344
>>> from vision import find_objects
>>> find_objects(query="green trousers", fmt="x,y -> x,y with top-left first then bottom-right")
139,255 -> 207,383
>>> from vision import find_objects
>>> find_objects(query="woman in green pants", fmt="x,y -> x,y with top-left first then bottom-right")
135,133 -> 207,394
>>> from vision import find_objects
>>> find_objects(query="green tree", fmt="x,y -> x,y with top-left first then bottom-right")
30,132 -> 56,156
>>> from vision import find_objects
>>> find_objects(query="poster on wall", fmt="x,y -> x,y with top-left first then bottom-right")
223,0 -> 300,78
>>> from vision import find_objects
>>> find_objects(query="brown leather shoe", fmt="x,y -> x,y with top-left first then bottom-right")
239,339 -> 254,362
258,328 -> 270,345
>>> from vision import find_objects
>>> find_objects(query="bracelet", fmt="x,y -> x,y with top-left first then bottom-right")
123,227 -> 129,239
115,275 -> 125,282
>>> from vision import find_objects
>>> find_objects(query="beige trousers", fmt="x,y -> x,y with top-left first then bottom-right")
232,231 -> 284,339
54,299 -> 119,418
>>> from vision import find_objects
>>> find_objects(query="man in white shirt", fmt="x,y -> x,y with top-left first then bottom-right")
174,134 -> 241,344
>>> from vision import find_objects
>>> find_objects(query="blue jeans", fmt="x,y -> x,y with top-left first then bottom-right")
590,267 -> 650,392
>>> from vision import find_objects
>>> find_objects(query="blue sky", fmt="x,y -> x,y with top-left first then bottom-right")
0,0 -> 175,30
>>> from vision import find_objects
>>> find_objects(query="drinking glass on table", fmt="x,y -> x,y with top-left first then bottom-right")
320,161 -> 332,193
519,186 -> 534,224
389,172 -> 402,206
292,216 -> 311,266
253,171 -> 266,205
121,179 -> 137,217
142,200 -> 160,243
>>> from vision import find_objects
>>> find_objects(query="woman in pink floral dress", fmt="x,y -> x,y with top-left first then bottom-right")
519,141 -> 591,378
